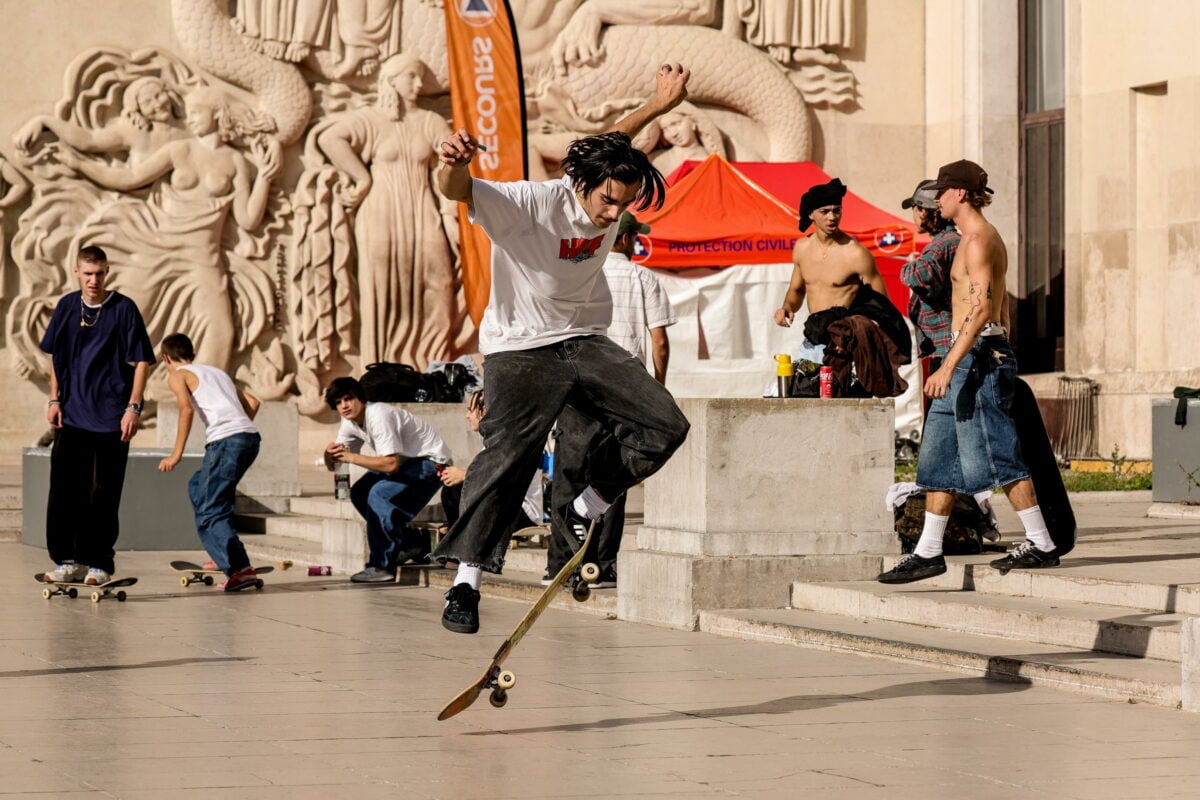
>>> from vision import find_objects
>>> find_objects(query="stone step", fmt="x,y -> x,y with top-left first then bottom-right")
698,607 -> 1181,709
789,580 -> 1187,661
242,532 -> 324,569
0,509 -> 21,529
236,513 -> 325,543
888,556 -> 1200,615
0,530 -> 19,543
0,492 -> 21,511
288,495 -> 356,520
427,566 -> 618,619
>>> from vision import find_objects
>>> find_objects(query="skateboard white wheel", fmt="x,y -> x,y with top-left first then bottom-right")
581,563 -> 600,582
41,588 -> 51,599
116,591 -> 127,602
90,591 -> 101,603
571,583 -> 590,603
203,575 -> 215,586
497,670 -> 516,690
489,689 -> 508,708
67,588 -> 78,599
180,576 -> 190,587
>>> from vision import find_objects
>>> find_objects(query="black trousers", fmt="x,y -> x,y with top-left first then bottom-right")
546,405 -> 628,575
432,335 -> 689,573
46,425 -> 130,574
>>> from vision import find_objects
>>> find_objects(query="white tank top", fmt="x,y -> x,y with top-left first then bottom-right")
179,364 -> 258,444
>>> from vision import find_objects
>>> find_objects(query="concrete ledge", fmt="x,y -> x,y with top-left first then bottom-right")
322,518 -> 368,574
1147,502 -> 1200,520
637,526 -> 896,557
1185,618 -> 1200,712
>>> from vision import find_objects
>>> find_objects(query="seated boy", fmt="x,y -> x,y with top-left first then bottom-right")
323,377 -> 452,582
157,333 -> 263,592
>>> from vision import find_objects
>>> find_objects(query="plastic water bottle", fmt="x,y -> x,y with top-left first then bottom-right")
774,354 -> 793,398
334,462 -> 350,500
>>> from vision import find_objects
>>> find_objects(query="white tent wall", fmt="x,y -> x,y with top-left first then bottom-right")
648,263 -> 924,441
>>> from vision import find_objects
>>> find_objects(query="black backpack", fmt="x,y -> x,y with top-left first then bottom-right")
895,493 -> 998,555
360,363 -> 452,403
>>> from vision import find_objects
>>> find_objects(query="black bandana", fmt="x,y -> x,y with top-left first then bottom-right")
798,178 -> 847,232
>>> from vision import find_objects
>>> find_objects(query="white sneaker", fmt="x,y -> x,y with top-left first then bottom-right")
45,562 -> 87,582
84,568 -> 111,586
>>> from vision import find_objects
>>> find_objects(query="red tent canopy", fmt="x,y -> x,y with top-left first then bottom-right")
631,155 -> 927,308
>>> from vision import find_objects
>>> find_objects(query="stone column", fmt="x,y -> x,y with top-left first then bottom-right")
619,398 -> 896,629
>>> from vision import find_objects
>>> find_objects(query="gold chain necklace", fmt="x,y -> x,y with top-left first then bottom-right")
79,298 -> 104,328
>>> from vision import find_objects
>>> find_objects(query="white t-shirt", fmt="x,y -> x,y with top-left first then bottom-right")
469,176 -> 619,354
336,403 -> 453,470
179,364 -> 258,444
602,252 -> 677,365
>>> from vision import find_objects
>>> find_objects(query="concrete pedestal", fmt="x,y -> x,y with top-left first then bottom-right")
23,447 -> 205,551
619,398 -> 896,629
1185,618 -> 1200,712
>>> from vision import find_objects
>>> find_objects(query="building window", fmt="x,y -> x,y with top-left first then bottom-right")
1018,0 -> 1065,373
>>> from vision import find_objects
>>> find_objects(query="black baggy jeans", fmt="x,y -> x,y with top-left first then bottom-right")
46,425 -> 131,574
432,335 -> 689,573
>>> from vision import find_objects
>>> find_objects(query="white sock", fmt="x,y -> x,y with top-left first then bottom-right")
572,486 -> 611,520
453,563 -> 482,591
1016,505 -> 1054,551
913,512 -> 949,558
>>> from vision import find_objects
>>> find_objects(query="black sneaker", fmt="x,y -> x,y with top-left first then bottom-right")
442,583 -> 481,634
395,530 -> 432,566
990,540 -> 1060,572
560,503 -> 592,549
877,553 -> 948,584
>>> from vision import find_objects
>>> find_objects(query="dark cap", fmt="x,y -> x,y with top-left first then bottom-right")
617,211 -> 651,237
798,178 -> 847,232
932,159 -> 994,194
901,179 -> 939,210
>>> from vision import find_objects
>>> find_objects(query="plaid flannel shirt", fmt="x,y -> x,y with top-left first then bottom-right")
900,226 -> 959,359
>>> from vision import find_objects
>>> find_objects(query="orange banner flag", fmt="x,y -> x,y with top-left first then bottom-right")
443,0 -> 527,327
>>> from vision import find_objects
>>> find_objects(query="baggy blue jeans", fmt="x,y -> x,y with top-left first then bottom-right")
188,432 -> 261,575
350,458 -> 442,570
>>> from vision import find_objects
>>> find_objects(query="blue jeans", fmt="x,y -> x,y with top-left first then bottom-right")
917,337 -> 1029,495
350,458 -> 441,570
188,432 -> 261,575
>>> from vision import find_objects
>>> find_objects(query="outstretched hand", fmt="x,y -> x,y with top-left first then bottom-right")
438,129 -> 478,169
654,63 -> 690,113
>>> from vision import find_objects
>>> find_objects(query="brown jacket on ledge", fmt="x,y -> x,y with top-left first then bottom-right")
824,315 -> 909,398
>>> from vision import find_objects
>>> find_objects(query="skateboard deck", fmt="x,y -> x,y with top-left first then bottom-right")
170,560 -> 274,588
437,519 -> 599,721
1007,377 -> 1077,561
35,574 -> 137,602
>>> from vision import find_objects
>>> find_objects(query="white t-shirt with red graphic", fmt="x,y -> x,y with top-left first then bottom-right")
469,176 -> 619,354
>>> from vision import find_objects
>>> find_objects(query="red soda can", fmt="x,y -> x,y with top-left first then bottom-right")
307,566 -> 332,576
819,366 -> 833,398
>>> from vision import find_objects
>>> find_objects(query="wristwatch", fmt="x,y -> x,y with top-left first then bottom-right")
126,402 -> 143,415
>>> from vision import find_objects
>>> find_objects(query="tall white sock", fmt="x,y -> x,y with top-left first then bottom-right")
1016,505 -> 1054,551
453,563 -> 482,590
572,486 -> 611,520
913,512 -> 949,559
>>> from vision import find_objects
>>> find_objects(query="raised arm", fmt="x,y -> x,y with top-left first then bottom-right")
607,64 -> 690,140
232,138 -> 280,231
436,128 -> 479,207
15,115 -> 129,157
59,140 -> 177,192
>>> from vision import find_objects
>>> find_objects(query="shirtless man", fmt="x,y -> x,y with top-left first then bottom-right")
774,178 -> 885,324
878,160 -> 1058,584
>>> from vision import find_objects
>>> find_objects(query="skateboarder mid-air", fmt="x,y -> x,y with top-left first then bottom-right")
431,63 -> 693,634
878,160 -> 1063,584
157,333 -> 264,592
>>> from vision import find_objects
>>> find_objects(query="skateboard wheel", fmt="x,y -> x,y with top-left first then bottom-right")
116,591 -> 127,602
489,689 -> 508,708
571,583 -> 590,603
255,580 -> 264,590
180,576 -> 191,587
203,575 -> 215,586
90,591 -> 101,603
581,562 -> 601,583
41,588 -> 51,599
496,670 -> 516,690
67,588 -> 78,599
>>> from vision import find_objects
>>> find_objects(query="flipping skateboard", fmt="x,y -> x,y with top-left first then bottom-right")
437,519 -> 599,721
35,574 -> 137,603
995,377 -> 1077,571
170,560 -> 274,588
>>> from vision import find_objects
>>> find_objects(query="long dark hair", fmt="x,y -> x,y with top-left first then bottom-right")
560,132 -> 666,211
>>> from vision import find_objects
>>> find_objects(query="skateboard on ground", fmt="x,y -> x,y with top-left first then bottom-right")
510,524 -> 550,547
437,519 -> 599,721
996,377 -> 1077,571
35,574 -> 137,603
170,560 -> 274,588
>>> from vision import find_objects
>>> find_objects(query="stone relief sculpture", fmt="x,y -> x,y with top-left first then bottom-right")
293,53 -> 460,384
0,153 -> 30,285
0,0 -> 861,416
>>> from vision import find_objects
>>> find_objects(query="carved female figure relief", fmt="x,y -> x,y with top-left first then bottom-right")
305,52 -> 459,370
56,86 -> 282,371
634,106 -> 726,177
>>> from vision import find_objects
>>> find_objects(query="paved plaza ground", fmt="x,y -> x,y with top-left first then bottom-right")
3,535 -> 1200,799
